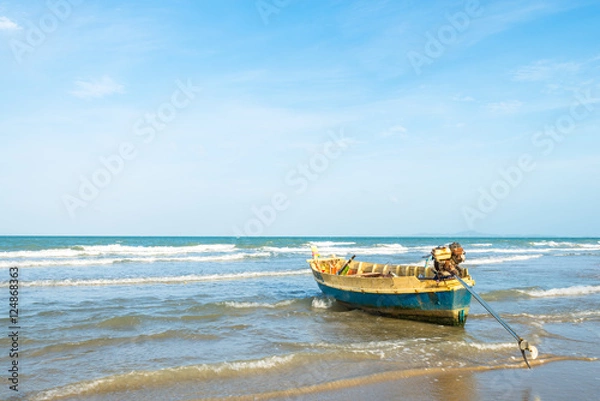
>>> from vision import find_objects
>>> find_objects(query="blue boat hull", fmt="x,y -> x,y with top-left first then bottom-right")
316,281 -> 472,326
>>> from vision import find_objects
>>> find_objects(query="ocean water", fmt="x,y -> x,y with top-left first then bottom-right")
0,236 -> 599,400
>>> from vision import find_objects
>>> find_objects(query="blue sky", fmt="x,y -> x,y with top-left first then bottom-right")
1,0 -> 599,236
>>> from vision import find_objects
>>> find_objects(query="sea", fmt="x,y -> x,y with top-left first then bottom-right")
0,236 -> 599,401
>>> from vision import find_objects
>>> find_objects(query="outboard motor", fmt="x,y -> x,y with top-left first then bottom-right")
432,242 -> 466,277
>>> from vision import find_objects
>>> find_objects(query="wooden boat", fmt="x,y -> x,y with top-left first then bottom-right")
307,244 -> 475,326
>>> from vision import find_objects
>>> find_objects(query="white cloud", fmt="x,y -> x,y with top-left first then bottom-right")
512,60 -> 581,82
452,94 -> 475,102
0,16 -> 20,30
486,100 -> 523,114
381,124 -> 408,138
70,76 -> 125,99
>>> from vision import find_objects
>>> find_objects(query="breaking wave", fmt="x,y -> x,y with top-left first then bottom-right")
471,310 -> 600,324
311,297 -> 334,309
310,241 -> 356,247
518,285 -> 600,298
482,285 -> 600,301
466,248 -> 551,254
31,355 -> 298,401
463,254 -> 543,265
263,243 -> 412,255
450,341 -> 516,351
7,240 -> 598,271
15,270 -> 310,287
221,300 -> 295,309
0,252 -> 271,269
530,240 -> 600,249
0,243 -> 237,258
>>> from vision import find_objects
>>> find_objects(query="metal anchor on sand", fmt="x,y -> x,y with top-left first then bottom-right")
454,275 -> 539,368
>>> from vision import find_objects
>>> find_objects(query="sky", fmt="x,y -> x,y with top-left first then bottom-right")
1,0 -> 599,237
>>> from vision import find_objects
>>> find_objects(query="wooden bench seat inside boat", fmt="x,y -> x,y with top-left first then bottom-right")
350,262 -> 435,278
314,258 -> 438,279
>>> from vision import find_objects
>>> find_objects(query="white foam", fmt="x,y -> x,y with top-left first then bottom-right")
83,243 -> 237,255
371,244 -> 410,253
262,241 -> 360,255
518,285 -> 600,298
453,341 -> 515,351
530,241 -> 600,250
311,297 -> 334,309
210,354 -> 295,373
310,241 -> 356,247
16,270 -> 310,288
471,243 -> 493,247
330,243 -> 411,255
467,244 -> 600,254
0,248 -> 82,258
31,355 -> 296,401
0,258 -> 117,269
222,300 -> 294,309
531,240 -> 574,247
265,243 -> 479,257
0,252 -> 271,269
467,248 -> 552,254
265,243 -> 414,256
570,310 -> 600,318
0,243 -> 237,259
513,310 -> 600,323
308,338 -> 441,360
411,245 -> 441,253
463,254 -> 543,265
262,246 -> 308,254
310,339 -> 406,356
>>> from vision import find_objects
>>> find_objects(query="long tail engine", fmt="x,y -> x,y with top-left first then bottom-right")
431,242 -> 466,277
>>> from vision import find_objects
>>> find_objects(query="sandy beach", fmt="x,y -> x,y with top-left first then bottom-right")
247,359 -> 599,401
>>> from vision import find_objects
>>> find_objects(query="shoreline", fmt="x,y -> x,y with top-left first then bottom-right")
199,357 -> 597,401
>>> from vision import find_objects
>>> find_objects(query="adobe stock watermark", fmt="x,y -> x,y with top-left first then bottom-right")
485,366 -> 534,401
232,128 -> 353,236
62,79 -> 200,219
462,86 -> 599,229
406,0 -> 483,75
255,0 -> 293,25
9,0 -> 83,64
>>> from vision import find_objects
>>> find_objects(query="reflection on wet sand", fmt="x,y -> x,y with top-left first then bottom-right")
199,357 -> 593,401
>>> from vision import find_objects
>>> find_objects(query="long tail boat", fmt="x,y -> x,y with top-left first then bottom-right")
307,243 -> 475,326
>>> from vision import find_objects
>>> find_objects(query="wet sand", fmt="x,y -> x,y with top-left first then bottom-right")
199,358 -> 598,401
